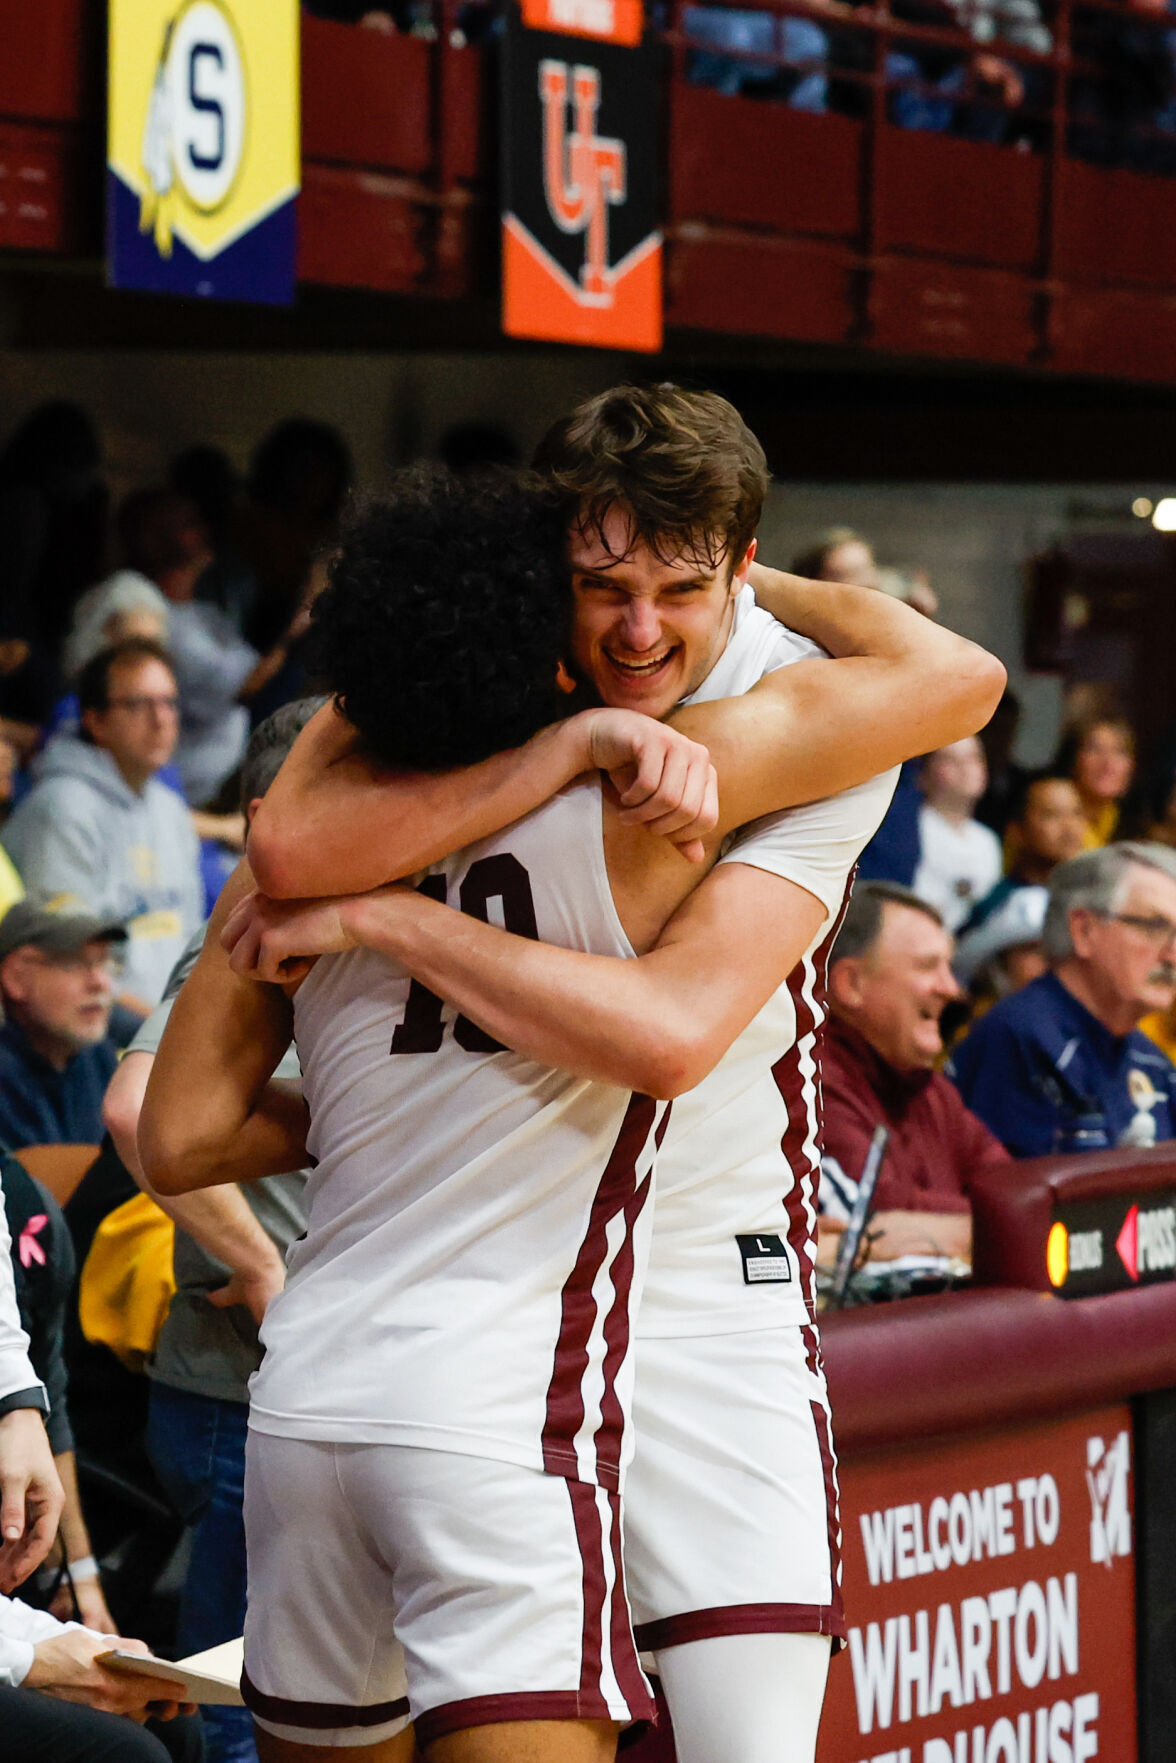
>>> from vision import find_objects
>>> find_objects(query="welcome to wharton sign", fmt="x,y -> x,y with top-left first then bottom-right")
818,1406 -> 1135,1763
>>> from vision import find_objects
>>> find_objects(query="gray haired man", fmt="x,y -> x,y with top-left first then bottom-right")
949,842 -> 1176,1155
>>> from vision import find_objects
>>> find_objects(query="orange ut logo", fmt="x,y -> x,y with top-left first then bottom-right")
539,60 -> 626,303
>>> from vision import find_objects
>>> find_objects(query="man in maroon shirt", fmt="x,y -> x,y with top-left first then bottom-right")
818,881 -> 1009,1271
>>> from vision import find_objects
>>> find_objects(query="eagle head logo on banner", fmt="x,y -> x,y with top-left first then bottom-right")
502,3 -> 662,351
108,0 -> 299,306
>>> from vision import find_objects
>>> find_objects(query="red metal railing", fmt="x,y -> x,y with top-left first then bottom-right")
3,0 -> 1176,377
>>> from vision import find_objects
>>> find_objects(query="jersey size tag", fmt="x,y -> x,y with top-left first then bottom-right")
735,1234 -> 792,1285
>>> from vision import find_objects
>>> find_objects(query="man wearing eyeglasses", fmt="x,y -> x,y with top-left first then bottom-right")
4,638 -> 203,1017
949,842 -> 1176,1156
0,899 -> 127,1150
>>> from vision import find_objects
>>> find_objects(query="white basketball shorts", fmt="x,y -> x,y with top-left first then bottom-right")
623,1323 -> 845,1653
241,1432 -> 654,1749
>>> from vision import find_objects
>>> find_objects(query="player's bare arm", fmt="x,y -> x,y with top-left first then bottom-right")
662,566 -> 1004,834
226,859 -> 825,1100
106,1052 -> 288,1324
245,569 -> 1003,902
249,699 -> 718,897
140,863 -> 307,1198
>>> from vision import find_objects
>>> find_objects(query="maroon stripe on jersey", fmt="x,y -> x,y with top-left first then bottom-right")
606,1481 -> 652,1712
771,875 -> 856,1318
634,1600 -> 847,1651
542,1093 -> 660,1488
241,1668 -> 410,1730
595,1166 -> 653,1480
802,1320 -> 846,1646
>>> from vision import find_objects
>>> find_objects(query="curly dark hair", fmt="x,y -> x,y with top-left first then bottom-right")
307,467 -> 571,771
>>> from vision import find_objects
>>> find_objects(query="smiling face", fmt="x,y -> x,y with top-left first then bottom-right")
831,901 -> 960,1071
568,506 -> 755,720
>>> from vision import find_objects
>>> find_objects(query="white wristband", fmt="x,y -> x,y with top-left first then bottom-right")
68,1555 -> 99,1583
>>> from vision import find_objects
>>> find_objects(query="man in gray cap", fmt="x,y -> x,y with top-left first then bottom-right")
0,900 -> 126,1150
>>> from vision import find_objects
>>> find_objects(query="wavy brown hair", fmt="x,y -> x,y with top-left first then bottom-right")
534,383 -> 769,575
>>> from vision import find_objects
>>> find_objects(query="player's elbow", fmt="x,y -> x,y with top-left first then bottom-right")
138,1111 -> 218,1197
637,1025 -> 722,1099
951,644 -> 1007,732
245,806 -> 304,899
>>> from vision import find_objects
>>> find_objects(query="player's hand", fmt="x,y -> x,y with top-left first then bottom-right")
26,1630 -> 191,1721
207,1256 -> 286,1326
580,709 -> 718,863
222,889 -> 358,983
0,1409 -> 64,1591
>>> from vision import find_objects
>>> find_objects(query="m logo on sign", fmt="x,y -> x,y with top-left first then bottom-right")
539,60 -> 625,304
1086,1431 -> 1131,1566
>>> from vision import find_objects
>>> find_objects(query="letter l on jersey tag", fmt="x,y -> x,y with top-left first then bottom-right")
736,1234 -> 792,1285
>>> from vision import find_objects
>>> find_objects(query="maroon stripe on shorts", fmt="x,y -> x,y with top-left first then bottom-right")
802,1320 -> 846,1646
241,1667 -> 410,1730
568,1474 -> 609,1704
772,874 -> 855,1317
416,1688 -> 654,1749
634,1601 -> 847,1652
542,1093 -> 660,1488
605,1481 -> 652,1712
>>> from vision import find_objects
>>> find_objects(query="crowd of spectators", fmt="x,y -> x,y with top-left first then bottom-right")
802,525 -> 1176,1306
0,402 -> 353,1763
679,0 -> 1176,171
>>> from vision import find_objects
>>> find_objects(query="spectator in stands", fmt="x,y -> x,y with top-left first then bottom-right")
912,735 -> 1003,931
792,528 -> 880,590
0,902 -> 125,1150
239,419 -> 352,654
0,1585 -> 200,1762
965,773 -> 1087,931
169,446 -> 254,640
949,843 -> 1176,1154
875,0 -> 1049,142
954,882 -> 1048,1006
942,0 -> 1051,143
1056,713 -> 1136,849
63,574 -> 170,685
103,700 -> 321,1763
683,4 -> 830,110
0,403 -> 107,666
117,490 -> 304,809
3,640 -> 203,1014
819,883 -> 1010,1271
2,1153 -> 114,1636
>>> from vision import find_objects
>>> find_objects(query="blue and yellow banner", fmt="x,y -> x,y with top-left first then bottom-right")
107,0 -> 299,305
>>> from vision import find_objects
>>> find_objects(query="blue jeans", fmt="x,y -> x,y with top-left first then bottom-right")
146,1384 -> 256,1763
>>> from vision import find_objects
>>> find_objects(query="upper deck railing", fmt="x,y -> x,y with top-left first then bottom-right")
2,0 -> 1176,377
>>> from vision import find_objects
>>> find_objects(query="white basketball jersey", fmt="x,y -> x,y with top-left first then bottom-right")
639,588 -> 897,1337
249,777 -> 667,1491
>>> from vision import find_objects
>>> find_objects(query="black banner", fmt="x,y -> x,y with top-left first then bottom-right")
501,8 -> 662,350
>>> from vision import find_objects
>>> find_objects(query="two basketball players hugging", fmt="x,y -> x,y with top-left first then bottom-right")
140,386 -> 1004,1763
